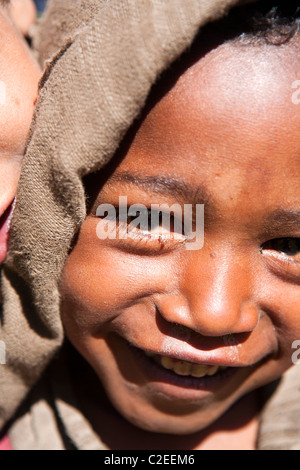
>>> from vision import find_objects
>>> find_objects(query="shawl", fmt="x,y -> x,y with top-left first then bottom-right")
1,0 -> 299,450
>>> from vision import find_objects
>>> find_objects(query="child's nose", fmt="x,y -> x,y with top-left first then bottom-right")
159,250 -> 260,337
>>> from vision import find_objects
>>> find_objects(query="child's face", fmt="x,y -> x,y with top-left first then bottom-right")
60,40 -> 300,434
0,8 -> 40,264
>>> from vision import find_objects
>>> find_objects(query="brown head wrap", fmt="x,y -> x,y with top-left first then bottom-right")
1,0 -> 300,450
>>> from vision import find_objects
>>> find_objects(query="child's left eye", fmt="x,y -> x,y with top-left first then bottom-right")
261,238 -> 300,259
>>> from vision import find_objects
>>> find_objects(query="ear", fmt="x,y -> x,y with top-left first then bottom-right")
7,0 -> 37,36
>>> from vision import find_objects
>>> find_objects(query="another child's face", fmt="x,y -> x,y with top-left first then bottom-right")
60,40 -> 300,434
0,8 -> 40,264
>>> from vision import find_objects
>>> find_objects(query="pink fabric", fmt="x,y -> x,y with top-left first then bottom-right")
0,435 -> 12,450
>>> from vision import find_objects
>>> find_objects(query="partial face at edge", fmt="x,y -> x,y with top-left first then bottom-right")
60,39 -> 300,435
0,7 -> 40,264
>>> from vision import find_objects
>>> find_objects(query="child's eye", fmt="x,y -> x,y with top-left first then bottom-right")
99,206 -> 189,255
119,208 -> 185,239
126,210 -> 182,235
261,238 -> 300,259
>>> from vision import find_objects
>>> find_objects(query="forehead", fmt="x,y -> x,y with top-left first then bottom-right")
118,40 -> 300,183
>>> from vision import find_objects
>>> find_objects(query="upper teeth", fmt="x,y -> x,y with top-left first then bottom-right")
145,351 -> 224,377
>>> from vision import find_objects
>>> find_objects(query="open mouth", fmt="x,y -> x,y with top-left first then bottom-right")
146,351 -> 227,378
128,342 -> 241,394
0,200 -> 14,264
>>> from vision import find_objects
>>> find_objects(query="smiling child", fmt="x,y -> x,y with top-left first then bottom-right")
1,0 -> 300,450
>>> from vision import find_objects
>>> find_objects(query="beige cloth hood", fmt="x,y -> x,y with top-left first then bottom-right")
1,0 -> 300,450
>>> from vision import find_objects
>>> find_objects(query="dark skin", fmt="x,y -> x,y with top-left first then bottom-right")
60,38 -> 300,449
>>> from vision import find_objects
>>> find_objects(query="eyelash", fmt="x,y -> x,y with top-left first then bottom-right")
98,207 -> 188,253
261,238 -> 300,262
260,238 -> 300,283
96,206 -> 300,268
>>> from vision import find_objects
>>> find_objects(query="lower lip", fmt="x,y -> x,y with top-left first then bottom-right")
0,202 -> 14,264
128,342 -> 243,401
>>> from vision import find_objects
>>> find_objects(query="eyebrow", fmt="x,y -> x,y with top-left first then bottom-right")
263,210 -> 300,232
107,171 -> 212,205
104,171 -> 300,232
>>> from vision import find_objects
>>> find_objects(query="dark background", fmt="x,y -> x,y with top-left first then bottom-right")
34,0 -> 47,13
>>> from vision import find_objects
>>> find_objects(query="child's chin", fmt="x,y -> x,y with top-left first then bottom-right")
121,406 -> 216,436
111,389 -> 222,436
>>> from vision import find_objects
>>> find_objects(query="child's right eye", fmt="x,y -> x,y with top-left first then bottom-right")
96,206 -> 188,255
123,208 -> 184,238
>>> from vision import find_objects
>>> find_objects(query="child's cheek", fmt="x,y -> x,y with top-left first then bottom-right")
59,217 -> 176,336
254,274 -> 300,362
